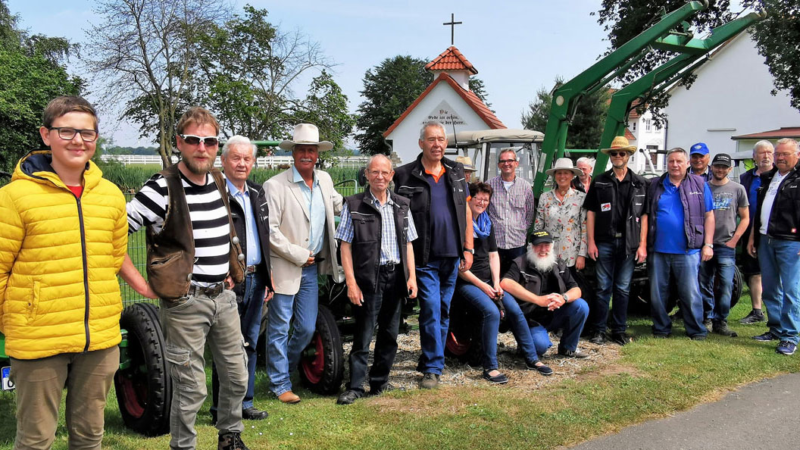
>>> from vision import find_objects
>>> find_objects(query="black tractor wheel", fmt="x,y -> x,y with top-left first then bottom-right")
298,305 -> 344,395
445,298 -> 483,367
718,265 -> 743,310
115,302 -> 171,436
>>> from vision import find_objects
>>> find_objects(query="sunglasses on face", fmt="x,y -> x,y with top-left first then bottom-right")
180,134 -> 219,147
48,127 -> 98,143
608,151 -> 628,157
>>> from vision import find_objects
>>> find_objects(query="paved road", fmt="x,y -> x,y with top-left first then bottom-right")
571,373 -> 800,450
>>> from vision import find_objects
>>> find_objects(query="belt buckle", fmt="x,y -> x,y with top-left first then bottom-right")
246,265 -> 257,274
386,262 -> 397,271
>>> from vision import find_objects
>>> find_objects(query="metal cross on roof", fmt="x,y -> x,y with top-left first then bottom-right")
443,13 -> 462,46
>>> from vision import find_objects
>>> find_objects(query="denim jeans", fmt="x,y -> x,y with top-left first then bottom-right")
591,239 -> 636,334
415,257 -> 460,375
454,283 -> 540,370
160,289 -> 247,450
212,271 -> 267,412
648,252 -> 707,338
529,299 -> 589,356
698,245 -> 736,322
758,237 -> 800,344
266,264 -> 318,396
347,267 -> 403,393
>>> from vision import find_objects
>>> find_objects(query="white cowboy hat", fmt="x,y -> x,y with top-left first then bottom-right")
545,158 -> 582,177
278,123 -> 333,152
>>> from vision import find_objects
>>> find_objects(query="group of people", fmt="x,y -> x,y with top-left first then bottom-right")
1,96 -> 799,450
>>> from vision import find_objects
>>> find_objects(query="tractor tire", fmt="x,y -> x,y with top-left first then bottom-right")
114,302 -> 171,437
298,305 -> 344,395
718,265 -> 743,310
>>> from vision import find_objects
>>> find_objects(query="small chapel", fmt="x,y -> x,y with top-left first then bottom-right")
383,44 -> 506,165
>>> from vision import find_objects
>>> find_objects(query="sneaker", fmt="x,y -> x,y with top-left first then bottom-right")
588,331 -> 606,345
482,370 -> 509,384
608,332 -> 633,346
525,359 -> 553,376
776,341 -> 797,356
336,389 -> 364,405
753,331 -> 778,341
558,347 -> 589,359
218,432 -> 249,450
740,310 -> 766,324
703,319 -> 712,330
711,320 -> 738,337
419,373 -> 439,389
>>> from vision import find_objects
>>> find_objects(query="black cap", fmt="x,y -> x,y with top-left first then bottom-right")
711,153 -> 732,168
529,229 -> 553,245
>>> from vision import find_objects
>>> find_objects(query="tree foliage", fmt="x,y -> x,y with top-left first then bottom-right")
85,0 -> 227,166
0,0 -> 82,171
522,77 -> 610,150
743,0 -> 800,111
291,70 -> 356,155
355,55 -> 490,155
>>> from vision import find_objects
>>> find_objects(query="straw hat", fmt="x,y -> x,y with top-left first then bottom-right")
456,155 -> 476,172
278,124 -> 333,152
600,136 -> 636,155
545,158 -> 582,177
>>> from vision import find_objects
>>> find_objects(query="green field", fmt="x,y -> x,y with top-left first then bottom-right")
1,294 -> 798,450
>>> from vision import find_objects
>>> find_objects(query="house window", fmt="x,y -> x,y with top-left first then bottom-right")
632,122 -> 637,131
645,119 -> 651,132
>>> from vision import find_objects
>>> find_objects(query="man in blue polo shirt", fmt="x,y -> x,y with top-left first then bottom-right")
647,147 -> 715,339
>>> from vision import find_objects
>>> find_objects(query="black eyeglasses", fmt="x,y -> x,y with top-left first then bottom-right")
608,151 -> 628,157
499,159 -> 517,164
48,127 -> 98,143
180,134 -> 219,147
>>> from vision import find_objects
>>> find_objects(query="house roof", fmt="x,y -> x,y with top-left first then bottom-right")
625,129 -> 636,141
425,46 -> 479,74
383,72 -> 505,138
731,127 -> 800,140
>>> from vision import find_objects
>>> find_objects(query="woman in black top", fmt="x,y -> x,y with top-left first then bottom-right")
454,182 -> 552,383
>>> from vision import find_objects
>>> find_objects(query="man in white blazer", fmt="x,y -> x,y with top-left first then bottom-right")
265,124 -> 344,403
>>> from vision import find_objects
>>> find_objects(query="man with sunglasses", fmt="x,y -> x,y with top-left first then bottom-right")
487,147 -> 536,266
584,136 -> 649,346
123,107 -> 250,450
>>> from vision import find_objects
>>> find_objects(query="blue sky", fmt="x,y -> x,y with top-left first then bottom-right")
10,1 -> 634,146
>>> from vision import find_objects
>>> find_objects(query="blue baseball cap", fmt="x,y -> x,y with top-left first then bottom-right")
690,143 -> 709,156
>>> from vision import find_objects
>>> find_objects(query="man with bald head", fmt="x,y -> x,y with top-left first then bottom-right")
335,154 -> 418,404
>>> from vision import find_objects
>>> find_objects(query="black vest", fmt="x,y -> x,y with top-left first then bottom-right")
589,169 -> 648,254
510,255 -> 569,323
344,190 -> 411,294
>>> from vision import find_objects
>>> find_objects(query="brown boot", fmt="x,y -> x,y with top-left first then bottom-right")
278,391 -> 301,404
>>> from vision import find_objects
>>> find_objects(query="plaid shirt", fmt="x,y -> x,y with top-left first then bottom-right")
487,175 -> 535,249
335,190 -> 418,265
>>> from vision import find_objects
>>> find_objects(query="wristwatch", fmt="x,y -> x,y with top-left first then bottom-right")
562,293 -> 569,302
464,248 -> 475,255
704,243 -> 714,249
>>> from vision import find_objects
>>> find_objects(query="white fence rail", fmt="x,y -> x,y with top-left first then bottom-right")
100,154 -> 370,169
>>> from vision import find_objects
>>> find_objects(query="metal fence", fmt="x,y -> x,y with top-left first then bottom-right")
101,154 -> 371,169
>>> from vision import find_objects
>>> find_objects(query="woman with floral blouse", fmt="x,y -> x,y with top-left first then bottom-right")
534,158 -> 588,270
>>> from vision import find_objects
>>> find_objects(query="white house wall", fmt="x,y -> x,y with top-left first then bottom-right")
665,32 -> 800,156
385,82 -> 494,165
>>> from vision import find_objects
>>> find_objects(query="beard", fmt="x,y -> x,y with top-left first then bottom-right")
184,156 -> 213,175
526,246 -> 557,273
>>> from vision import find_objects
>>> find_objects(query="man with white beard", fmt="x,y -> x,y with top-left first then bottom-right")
501,230 -> 590,359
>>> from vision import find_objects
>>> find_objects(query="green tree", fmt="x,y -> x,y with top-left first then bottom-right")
196,5 -> 333,141
291,70 -> 356,153
522,77 -> 610,150
0,0 -> 82,171
355,55 -> 490,155
743,0 -> 800,111
85,0 -> 228,167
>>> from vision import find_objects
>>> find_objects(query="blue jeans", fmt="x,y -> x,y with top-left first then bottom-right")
648,252 -> 707,337
266,265 -> 318,396
592,239 -> 636,334
455,283 -> 539,370
529,299 -> 589,355
699,245 -> 736,322
759,237 -> 800,344
415,257 -> 460,375
211,271 -> 267,411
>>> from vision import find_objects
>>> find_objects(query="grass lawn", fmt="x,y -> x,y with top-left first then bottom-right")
0,293 -> 798,449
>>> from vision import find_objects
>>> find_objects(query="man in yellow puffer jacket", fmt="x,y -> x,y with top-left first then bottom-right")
0,96 -> 129,450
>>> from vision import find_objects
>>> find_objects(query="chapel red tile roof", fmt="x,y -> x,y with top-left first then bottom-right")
731,127 -> 800,140
383,72 -> 505,138
625,129 -> 636,141
425,46 -> 478,74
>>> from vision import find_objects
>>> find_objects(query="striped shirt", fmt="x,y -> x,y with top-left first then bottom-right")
335,190 -> 418,265
127,172 -> 231,286
487,175 -> 535,249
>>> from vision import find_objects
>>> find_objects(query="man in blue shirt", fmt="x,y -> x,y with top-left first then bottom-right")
647,147 -> 715,339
